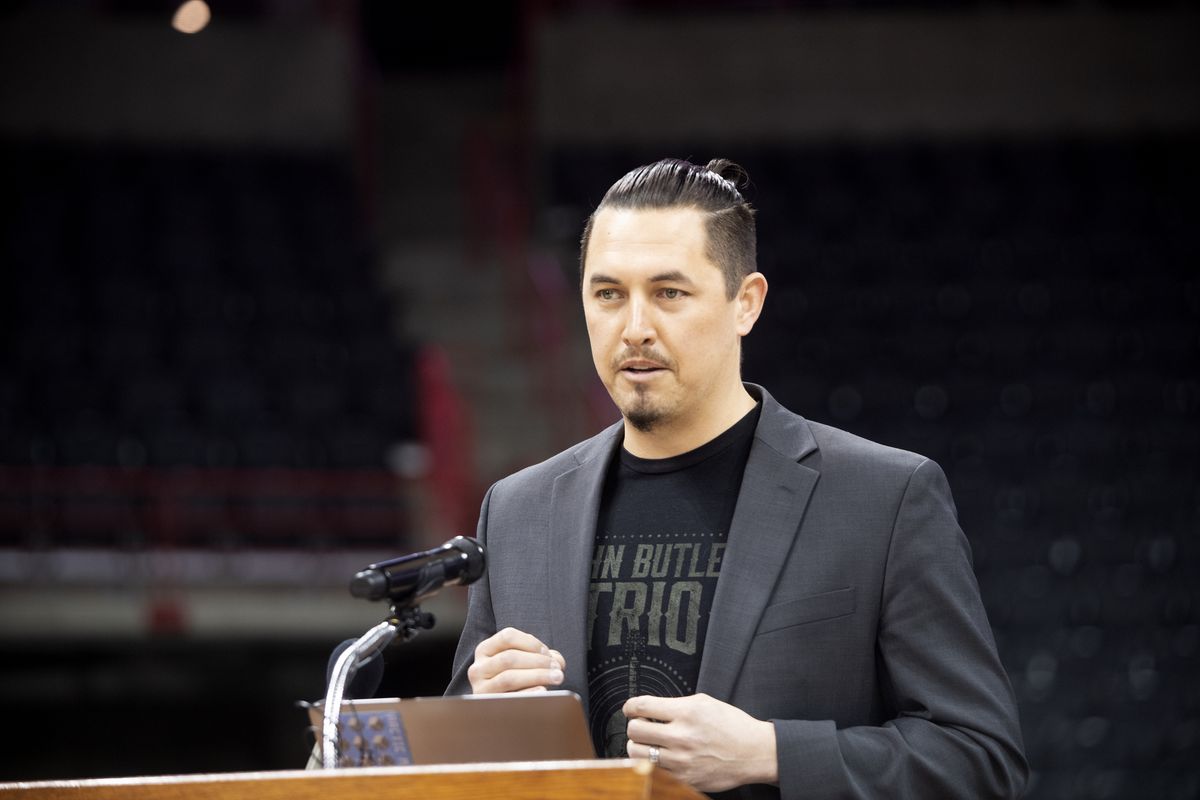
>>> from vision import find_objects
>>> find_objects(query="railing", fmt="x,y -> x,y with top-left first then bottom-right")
0,465 -> 416,551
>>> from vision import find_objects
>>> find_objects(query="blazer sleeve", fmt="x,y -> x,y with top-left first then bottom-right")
771,458 -> 1028,800
444,483 -> 499,696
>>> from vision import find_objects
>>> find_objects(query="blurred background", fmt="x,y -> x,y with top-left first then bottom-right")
0,0 -> 1197,797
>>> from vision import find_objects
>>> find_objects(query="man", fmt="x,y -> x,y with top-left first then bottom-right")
446,158 -> 1027,799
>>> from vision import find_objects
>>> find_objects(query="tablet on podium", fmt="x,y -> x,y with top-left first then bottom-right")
308,690 -> 596,767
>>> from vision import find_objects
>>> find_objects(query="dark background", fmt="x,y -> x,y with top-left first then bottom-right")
1,2 -> 1197,798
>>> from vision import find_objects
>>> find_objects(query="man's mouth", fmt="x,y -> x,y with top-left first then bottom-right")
618,360 -> 667,380
619,360 -> 664,371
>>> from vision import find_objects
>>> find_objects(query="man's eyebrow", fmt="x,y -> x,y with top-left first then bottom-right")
588,270 -> 697,286
649,270 -> 695,285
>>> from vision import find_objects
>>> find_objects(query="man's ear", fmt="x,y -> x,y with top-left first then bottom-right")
735,272 -> 768,336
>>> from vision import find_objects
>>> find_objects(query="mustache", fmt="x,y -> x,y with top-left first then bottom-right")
611,347 -> 675,371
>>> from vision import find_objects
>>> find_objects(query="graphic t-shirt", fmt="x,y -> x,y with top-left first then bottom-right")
586,403 -> 761,757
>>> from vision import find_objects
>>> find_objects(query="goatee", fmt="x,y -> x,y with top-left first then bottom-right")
622,388 -> 663,432
625,406 -> 661,432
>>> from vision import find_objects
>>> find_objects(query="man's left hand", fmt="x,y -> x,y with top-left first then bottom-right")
622,693 -> 778,792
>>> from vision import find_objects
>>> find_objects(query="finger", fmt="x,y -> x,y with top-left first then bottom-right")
472,648 -> 562,681
472,665 -> 564,694
626,740 -> 666,765
547,649 -> 566,670
475,627 -> 551,659
623,694 -> 679,721
625,716 -> 671,747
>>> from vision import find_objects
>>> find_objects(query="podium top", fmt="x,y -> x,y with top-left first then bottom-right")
0,759 -> 706,800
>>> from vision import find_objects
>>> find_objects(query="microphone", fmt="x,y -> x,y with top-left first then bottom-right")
349,535 -> 485,606
325,638 -> 386,700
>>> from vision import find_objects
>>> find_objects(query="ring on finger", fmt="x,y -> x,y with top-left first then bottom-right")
648,745 -> 660,765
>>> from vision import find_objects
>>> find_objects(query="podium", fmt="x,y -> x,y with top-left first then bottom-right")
0,759 -> 706,800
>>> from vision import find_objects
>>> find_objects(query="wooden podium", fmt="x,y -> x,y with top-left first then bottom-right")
0,759 -> 706,800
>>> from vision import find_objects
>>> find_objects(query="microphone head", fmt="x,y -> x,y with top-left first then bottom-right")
348,536 -> 487,604
325,638 -> 386,700
349,568 -> 388,600
447,535 -> 486,585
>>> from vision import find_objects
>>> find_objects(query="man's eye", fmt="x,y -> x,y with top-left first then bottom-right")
597,288 -> 617,301
662,288 -> 682,299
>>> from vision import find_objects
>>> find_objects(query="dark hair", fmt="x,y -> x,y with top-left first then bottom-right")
579,158 -> 757,299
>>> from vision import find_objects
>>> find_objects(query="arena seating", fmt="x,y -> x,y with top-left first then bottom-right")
0,142 -> 419,549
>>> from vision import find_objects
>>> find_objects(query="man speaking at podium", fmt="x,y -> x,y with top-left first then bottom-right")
446,158 -> 1027,799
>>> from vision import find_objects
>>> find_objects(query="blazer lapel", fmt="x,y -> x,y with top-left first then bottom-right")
547,425 -> 621,713
698,388 -> 820,702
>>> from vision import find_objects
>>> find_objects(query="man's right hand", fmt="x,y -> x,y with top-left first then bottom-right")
467,627 -> 566,694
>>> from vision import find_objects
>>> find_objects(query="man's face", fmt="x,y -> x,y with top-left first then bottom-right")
582,207 -> 751,434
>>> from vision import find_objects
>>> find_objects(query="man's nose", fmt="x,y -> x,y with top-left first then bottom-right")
621,298 -> 656,346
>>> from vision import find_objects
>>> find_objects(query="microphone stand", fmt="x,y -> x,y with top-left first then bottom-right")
320,604 -> 435,769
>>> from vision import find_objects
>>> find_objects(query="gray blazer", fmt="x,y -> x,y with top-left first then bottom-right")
447,385 -> 1027,799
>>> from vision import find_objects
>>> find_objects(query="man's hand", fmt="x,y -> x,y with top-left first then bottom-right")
467,627 -> 566,694
623,693 -> 778,792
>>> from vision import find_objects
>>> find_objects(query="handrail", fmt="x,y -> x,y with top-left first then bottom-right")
0,465 -> 415,548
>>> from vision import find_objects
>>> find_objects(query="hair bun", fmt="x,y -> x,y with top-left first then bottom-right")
705,158 -> 750,191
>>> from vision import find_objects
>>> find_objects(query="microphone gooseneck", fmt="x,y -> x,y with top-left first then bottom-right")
325,638 -> 386,700
321,621 -> 397,769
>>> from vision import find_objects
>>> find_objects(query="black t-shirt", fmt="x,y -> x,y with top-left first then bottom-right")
586,403 -> 761,757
